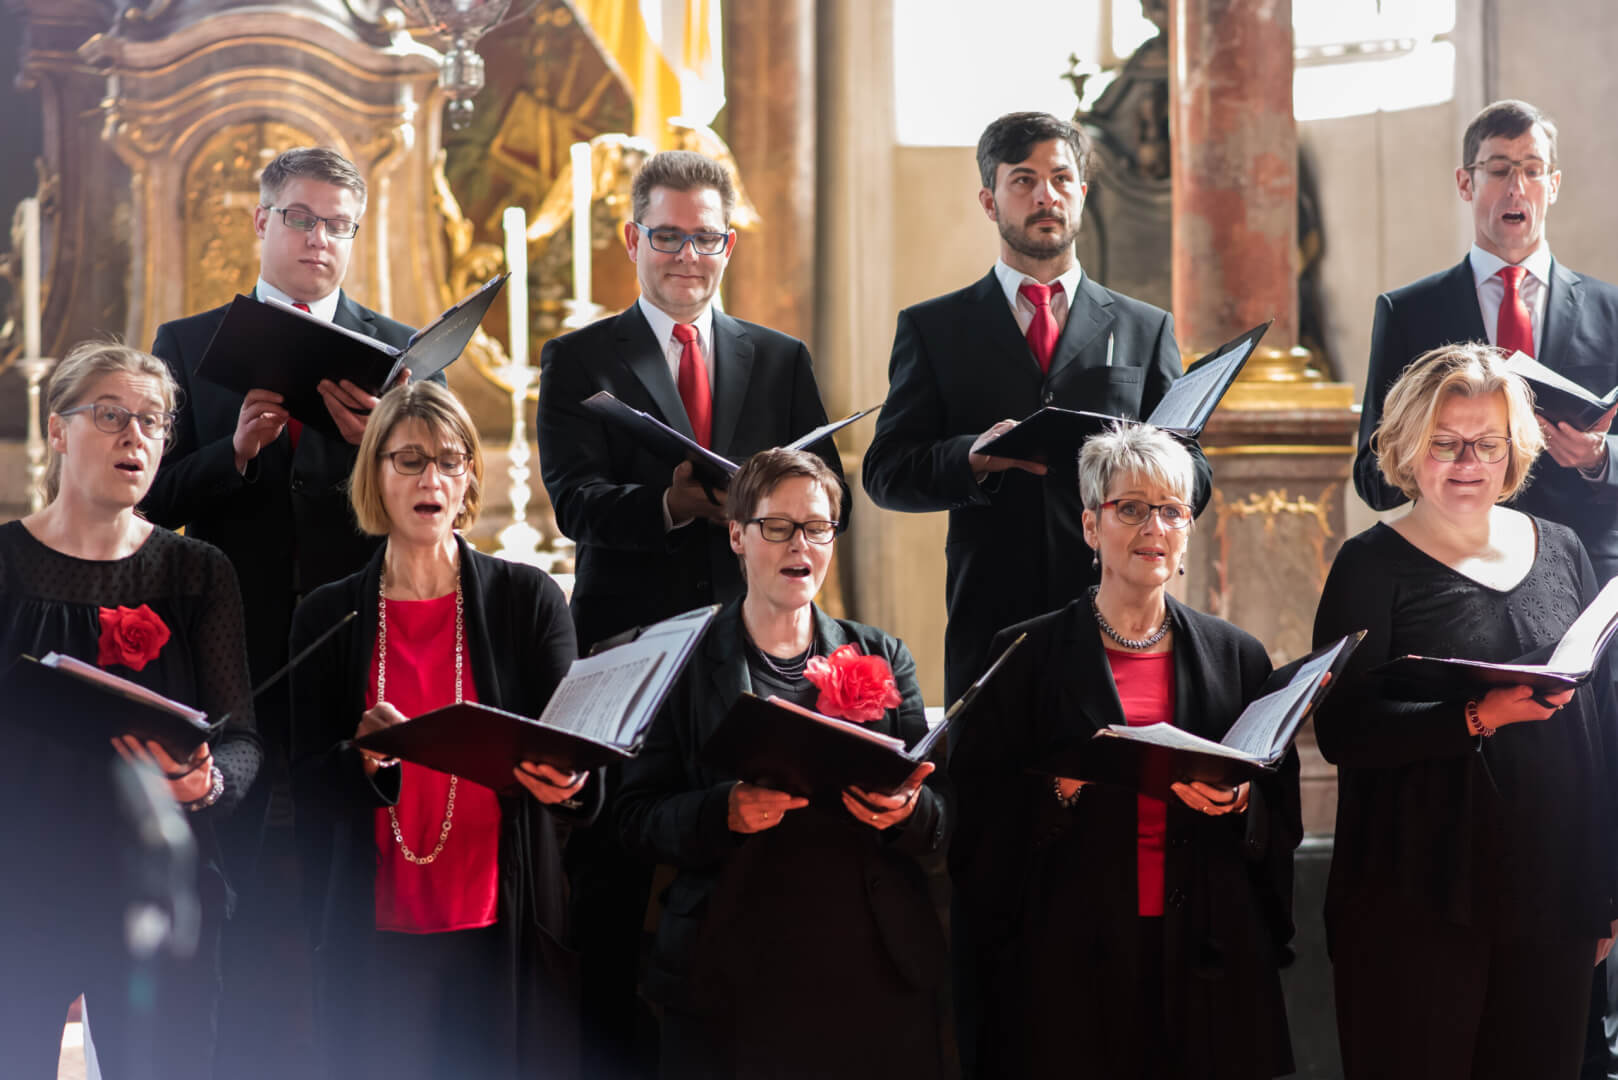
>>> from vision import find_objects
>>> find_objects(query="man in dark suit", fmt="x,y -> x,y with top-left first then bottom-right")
1350,99 -> 1618,1080
537,149 -> 845,1077
863,110 -> 1210,706
140,146 -> 416,1079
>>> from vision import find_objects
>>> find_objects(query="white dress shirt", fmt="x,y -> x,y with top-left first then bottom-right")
256,277 -> 340,324
638,296 -> 716,391
994,259 -> 1086,337
1469,243 -> 1552,357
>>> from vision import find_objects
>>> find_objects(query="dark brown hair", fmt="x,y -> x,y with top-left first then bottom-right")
976,111 -> 1091,189
1462,100 -> 1558,169
630,150 -> 737,224
727,447 -> 844,527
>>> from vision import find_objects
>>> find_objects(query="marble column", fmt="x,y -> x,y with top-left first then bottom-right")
722,0 -> 815,344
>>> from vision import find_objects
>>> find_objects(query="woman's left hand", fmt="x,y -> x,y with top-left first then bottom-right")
112,735 -> 214,804
1170,779 -> 1249,817
844,761 -> 934,830
513,761 -> 588,805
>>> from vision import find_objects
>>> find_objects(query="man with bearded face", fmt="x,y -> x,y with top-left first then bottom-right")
863,111 -> 1210,707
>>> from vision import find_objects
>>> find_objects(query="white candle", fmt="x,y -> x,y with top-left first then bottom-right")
571,141 -> 592,308
21,198 -> 41,361
502,206 -> 528,368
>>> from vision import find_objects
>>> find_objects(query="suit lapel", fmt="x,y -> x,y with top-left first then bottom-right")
710,311 -> 752,454
1541,259 -> 1582,366
966,271 -> 1046,387
1047,274 -> 1115,380
334,291 -> 381,339
616,303 -> 694,440
1439,257 -> 1489,344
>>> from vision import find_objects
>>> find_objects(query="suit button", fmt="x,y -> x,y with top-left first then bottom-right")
1170,836 -> 1189,849
1168,889 -> 1187,908
1043,392 -> 1055,404
695,579 -> 710,593
866,875 -> 882,891
290,477 -> 304,492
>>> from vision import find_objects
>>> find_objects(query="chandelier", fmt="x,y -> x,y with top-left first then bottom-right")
390,0 -> 531,130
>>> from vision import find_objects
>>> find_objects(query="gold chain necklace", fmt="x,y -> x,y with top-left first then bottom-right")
377,563 -> 464,866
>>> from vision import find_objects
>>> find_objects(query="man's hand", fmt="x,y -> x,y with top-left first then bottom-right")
233,389 -> 290,473
969,419 -> 1048,478
1540,401 -> 1617,474
316,378 -> 384,446
666,460 -> 728,524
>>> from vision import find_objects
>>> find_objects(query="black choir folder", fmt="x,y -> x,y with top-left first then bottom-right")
699,633 -> 1025,797
581,391 -> 876,489
0,652 -> 218,757
975,320 -> 1272,462
194,273 -> 508,439
1504,350 -> 1618,430
1374,574 -> 1618,699
352,605 -> 718,792
1042,631 -> 1363,796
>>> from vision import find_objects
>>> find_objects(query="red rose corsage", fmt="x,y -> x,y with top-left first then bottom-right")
97,603 -> 172,672
804,644 -> 902,723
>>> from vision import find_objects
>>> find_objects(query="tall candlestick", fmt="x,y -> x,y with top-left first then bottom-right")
502,206 -> 528,368
571,141 -> 592,309
21,197 -> 41,361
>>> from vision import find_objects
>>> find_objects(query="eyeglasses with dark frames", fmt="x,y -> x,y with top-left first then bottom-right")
1428,435 -> 1510,464
264,206 -> 361,239
1099,499 -> 1193,530
379,449 -> 471,476
630,221 -> 730,255
58,402 -> 175,441
745,517 -> 839,545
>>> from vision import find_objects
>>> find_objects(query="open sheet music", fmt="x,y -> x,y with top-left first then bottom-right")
1504,350 -> 1618,430
353,605 -> 718,788
974,321 -> 1271,461
1375,575 -> 1618,697
1,652 -> 217,756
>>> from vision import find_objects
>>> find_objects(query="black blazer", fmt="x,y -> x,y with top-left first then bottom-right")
1354,256 -> 1618,581
537,302 -> 847,652
142,292 -> 416,686
862,269 -> 1212,700
614,603 -> 949,1050
948,596 -> 1299,1078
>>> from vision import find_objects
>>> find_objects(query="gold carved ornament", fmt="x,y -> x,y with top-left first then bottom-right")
1202,485 -> 1338,623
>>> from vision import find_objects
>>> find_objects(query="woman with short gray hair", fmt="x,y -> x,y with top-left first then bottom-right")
950,423 -> 1300,1077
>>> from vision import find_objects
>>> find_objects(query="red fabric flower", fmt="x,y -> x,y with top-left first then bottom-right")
804,644 -> 902,723
97,604 -> 171,672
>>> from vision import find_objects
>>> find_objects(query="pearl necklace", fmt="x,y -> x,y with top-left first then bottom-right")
377,566 -> 463,866
1088,586 -> 1170,650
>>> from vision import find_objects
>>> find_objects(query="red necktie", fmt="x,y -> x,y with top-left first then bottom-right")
289,302 -> 311,451
1496,266 -> 1535,358
672,323 -> 712,448
1019,281 -> 1062,374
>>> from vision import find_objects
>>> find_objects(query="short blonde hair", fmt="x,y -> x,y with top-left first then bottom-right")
1372,342 -> 1543,503
1077,423 -> 1195,511
350,382 -> 484,535
43,340 -> 178,505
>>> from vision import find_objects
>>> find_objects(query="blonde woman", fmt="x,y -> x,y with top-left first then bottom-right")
0,340 -> 260,1078
1314,342 -> 1618,1079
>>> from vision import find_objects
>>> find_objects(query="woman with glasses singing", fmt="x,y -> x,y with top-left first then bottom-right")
949,424 -> 1301,1079
616,448 -> 950,1079
288,381 -> 597,1080
0,341 -> 261,1078
1314,343 -> 1618,1079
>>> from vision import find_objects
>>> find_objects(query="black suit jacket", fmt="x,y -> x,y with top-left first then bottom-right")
141,291 -> 416,686
1354,256 -> 1618,581
537,302 -> 847,652
288,537 -> 597,1078
862,269 -> 1212,700
948,596 -> 1298,1077
614,601 -> 948,1069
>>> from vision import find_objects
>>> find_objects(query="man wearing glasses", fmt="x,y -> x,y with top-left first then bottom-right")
537,148 -> 846,1078
139,145 -> 421,1079
1350,99 -> 1618,1080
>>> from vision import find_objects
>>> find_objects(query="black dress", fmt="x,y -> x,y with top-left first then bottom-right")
0,519 -> 261,1080
1313,518 -> 1618,1079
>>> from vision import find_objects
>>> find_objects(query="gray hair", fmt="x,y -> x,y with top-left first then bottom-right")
1077,424 -> 1195,511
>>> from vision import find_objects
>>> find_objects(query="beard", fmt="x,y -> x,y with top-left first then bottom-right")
998,208 -> 1081,261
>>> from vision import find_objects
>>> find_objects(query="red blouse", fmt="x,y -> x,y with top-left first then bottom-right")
1105,649 -> 1175,918
367,593 -> 502,933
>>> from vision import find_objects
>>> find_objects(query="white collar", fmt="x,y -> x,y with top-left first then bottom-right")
638,295 -> 715,353
994,258 -> 1085,310
256,277 -> 341,324
1468,243 -> 1554,289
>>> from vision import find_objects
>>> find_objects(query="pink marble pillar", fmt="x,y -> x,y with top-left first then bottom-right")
1169,0 -> 1299,352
